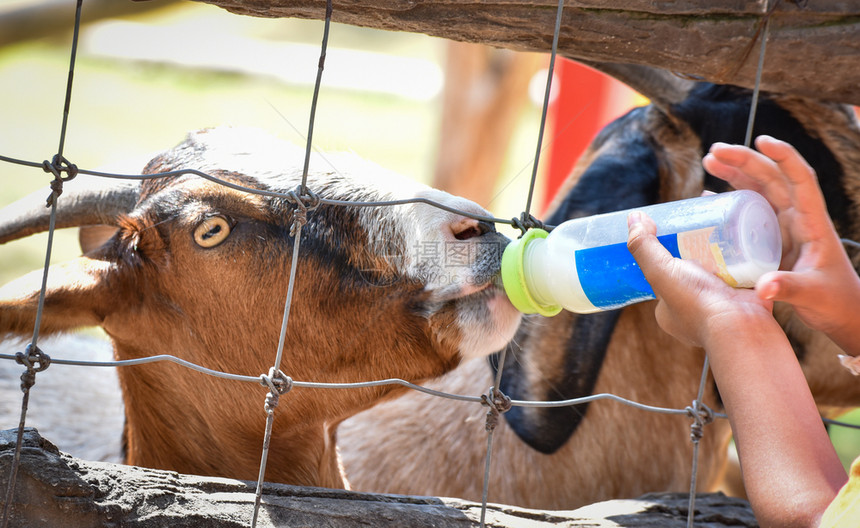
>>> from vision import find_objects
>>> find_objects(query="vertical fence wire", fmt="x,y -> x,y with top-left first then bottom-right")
478,348 -> 508,528
521,0 -> 565,221
249,229 -> 304,528
744,13 -> 770,149
298,0 -> 333,195
685,8 -> 770,526
0,2 -> 83,527
685,356 -> 713,528
478,1 -> 565,525
250,1 -> 332,526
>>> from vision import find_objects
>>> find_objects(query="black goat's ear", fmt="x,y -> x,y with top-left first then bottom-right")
494,310 -> 621,454
546,108 -> 661,225
496,108 -> 664,453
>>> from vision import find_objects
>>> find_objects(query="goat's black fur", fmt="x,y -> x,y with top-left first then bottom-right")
497,83 -> 856,453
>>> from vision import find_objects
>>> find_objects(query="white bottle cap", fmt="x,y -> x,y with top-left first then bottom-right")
728,194 -> 782,287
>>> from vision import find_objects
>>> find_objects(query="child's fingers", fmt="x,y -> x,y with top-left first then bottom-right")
754,136 -> 816,188
756,269 -> 817,306
753,136 -> 830,222
702,152 -> 763,192
704,142 -> 792,209
627,212 -> 676,292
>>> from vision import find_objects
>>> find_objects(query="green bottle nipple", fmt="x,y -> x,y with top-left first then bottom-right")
501,228 -> 562,317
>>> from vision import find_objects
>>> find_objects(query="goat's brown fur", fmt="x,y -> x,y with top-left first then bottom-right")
0,127 -> 521,488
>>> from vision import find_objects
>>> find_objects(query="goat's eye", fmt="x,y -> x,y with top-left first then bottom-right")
193,216 -> 232,248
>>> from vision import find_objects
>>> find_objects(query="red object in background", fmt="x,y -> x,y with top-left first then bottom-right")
541,59 -> 647,213
541,61 -> 860,215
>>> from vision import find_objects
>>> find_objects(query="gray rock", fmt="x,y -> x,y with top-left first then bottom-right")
0,334 -> 124,464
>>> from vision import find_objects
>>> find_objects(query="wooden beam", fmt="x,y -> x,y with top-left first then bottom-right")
178,0 -> 860,105
2,428 -> 757,527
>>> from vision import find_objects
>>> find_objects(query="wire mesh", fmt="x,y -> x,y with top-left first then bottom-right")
0,1 -> 856,528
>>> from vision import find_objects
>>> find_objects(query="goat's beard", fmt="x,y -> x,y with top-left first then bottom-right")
451,285 -> 521,361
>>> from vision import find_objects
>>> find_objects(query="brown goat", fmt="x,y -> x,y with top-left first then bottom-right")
0,126 -> 521,488
338,71 -> 860,508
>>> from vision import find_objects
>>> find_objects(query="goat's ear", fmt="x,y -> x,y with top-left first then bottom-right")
545,108 -> 662,224
497,108 -> 664,453
0,255 -> 118,337
495,310 -> 621,453
79,225 -> 119,255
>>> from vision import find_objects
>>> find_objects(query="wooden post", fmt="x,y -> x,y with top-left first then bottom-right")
433,42 -> 541,207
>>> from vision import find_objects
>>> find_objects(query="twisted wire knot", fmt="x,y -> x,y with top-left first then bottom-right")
259,368 -> 293,415
15,344 -> 51,392
685,401 -> 715,444
481,386 -> 512,432
511,212 -> 547,237
42,154 -> 78,207
287,185 -> 321,237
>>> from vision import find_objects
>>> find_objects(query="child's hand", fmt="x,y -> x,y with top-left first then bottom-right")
630,139 -> 852,527
703,136 -> 860,350
626,211 -> 774,349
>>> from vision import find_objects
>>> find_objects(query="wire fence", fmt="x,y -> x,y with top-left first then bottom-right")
1,2 -> 857,528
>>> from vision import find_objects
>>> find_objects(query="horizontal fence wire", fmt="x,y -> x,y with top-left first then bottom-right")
0,350 -> 717,415
7,349 -> 860,432
0,352 -> 726,415
0,153 -> 555,232
8,348 -> 860,432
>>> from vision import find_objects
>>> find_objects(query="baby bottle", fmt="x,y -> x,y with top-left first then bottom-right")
501,190 -> 782,315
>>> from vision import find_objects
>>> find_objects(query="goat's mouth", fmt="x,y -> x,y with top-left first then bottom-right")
450,275 -> 521,361
463,275 -> 509,301
428,274 -> 506,304
431,275 -> 513,306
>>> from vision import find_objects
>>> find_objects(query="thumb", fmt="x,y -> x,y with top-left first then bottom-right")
756,270 -> 813,305
627,212 -> 675,288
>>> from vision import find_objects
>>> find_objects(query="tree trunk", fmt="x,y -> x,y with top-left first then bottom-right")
432,42 -> 541,208
1,428 -> 758,527
178,0 -> 860,106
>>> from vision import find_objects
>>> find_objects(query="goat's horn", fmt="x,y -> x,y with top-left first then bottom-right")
577,61 -> 694,113
0,176 -> 139,244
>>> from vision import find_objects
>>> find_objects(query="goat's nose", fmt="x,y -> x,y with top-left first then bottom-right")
452,218 -> 495,240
